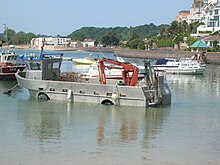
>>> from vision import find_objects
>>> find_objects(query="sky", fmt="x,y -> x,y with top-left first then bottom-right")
0,0 -> 192,36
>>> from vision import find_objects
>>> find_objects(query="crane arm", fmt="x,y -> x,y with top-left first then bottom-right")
98,58 -> 139,86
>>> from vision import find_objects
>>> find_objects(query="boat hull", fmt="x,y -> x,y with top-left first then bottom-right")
0,65 -> 25,80
16,72 -> 148,107
165,68 -> 205,75
15,72 -> 171,107
72,58 -> 97,65
154,65 -> 179,72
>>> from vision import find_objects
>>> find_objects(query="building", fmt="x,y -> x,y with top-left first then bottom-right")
31,37 -> 71,49
82,39 -> 96,47
197,1 -> 220,33
31,37 -> 97,49
70,41 -> 83,48
188,1 -> 203,23
177,11 -> 190,22
200,35 -> 220,47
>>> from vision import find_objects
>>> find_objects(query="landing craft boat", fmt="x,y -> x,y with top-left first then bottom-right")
15,54 -> 171,107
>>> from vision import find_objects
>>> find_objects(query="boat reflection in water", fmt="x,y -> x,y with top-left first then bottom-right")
165,64 -> 220,98
20,100 -> 169,158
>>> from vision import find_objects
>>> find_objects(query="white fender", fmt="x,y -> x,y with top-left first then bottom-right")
112,93 -> 118,100
67,89 -> 72,99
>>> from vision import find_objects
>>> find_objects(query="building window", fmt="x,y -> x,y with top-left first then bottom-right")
215,10 -> 219,15
214,16 -> 219,21
210,11 -> 213,15
212,22 -> 216,27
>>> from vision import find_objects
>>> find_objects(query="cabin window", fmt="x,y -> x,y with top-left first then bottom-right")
53,62 -> 60,69
93,65 -> 98,70
38,88 -> 43,90
30,62 -> 41,70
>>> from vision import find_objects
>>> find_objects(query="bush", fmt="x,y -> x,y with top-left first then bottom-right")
126,39 -> 145,50
207,47 -> 217,52
156,39 -> 172,47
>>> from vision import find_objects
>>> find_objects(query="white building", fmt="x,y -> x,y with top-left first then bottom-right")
197,1 -> 220,33
187,0 -> 204,23
177,0 -> 220,34
82,39 -> 96,47
70,41 -> 83,48
31,37 -> 71,49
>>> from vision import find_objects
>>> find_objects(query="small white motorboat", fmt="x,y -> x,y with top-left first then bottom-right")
164,58 -> 205,75
72,57 -> 97,65
153,58 -> 180,71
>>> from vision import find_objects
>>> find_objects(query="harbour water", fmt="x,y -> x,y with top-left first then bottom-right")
0,49 -> 220,165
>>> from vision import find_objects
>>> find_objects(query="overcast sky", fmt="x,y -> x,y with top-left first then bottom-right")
0,0 -> 192,36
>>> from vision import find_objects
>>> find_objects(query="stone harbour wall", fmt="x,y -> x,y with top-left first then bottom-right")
113,49 -> 220,64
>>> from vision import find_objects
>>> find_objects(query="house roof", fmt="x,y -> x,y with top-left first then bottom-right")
179,10 -> 190,13
201,35 -> 220,41
190,40 -> 209,48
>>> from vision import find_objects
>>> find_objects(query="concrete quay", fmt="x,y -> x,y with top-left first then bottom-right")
113,49 -> 220,64
66,47 -> 220,64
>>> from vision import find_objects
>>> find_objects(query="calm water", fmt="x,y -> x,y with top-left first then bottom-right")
0,49 -> 220,165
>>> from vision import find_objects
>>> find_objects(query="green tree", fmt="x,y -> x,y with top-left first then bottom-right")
213,40 -> 219,50
126,33 -> 145,50
172,34 -> 184,50
100,31 -> 119,47
186,36 -> 198,47
3,28 -> 16,44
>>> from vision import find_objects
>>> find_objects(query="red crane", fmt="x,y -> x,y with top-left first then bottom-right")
98,58 -> 139,86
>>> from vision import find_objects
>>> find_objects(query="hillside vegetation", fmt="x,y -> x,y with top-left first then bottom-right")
0,21 -> 205,50
67,23 -> 168,41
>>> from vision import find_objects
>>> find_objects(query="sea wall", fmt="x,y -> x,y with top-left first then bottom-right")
114,49 -> 220,64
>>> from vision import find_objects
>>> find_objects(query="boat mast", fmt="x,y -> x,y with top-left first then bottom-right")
2,22 -> 8,49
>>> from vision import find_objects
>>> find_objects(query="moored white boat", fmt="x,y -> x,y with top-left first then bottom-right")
82,64 -> 145,79
153,58 -> 180,72
15,55 -> 171,107
82,64 -> 123,79
164,58 -> 205,75
72,57 -> 97,65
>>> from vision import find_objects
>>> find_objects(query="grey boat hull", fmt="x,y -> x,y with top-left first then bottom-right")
15,72 -> 171,107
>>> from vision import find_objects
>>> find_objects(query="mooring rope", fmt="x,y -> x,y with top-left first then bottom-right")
3,83 -> 19,95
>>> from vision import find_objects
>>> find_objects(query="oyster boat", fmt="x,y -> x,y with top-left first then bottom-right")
15,54 -> 171,107
0,50 -> 25,79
